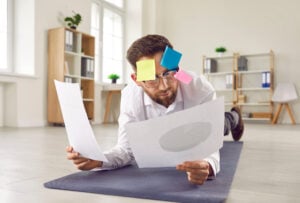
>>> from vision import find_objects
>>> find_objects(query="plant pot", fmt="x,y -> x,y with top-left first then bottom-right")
217,52 -> 224,57
111,79 -> 117,84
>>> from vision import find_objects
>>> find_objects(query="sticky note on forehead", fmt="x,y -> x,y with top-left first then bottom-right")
160,46 -> 182,70
174,69 -> 192,84
136,59 -> 156,81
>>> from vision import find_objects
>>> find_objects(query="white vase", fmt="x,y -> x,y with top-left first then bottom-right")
217,52 -> 224,57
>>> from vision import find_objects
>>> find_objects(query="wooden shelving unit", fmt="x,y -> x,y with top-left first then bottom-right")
47,27 -> 95,124
235,50 -> 274,122
202,53 -> 239,111
203,50 -> 275,122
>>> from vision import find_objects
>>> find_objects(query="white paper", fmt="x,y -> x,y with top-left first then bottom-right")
125,97 -> 224,168
54,80 -> 107,162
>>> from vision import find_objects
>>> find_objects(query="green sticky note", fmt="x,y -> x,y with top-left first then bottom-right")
136,59 -> 156,81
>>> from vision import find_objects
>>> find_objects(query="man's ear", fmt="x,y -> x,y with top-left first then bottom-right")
131,73 -> 143,86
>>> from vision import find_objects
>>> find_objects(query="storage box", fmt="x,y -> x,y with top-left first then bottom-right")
251,112 -> 272,119
238,95 -> 246,103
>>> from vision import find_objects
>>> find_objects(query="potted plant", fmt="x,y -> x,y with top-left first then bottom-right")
215,46 -> 227,57
108,73 -> 120,84
64,11 -> 82,30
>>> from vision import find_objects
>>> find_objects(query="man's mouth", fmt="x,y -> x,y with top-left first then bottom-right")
159,90 -> 170,97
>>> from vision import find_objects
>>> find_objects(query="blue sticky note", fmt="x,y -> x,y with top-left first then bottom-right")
160,46 -> 182,70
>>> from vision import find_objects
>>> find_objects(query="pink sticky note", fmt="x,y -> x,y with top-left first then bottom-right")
174,69 -> 192,84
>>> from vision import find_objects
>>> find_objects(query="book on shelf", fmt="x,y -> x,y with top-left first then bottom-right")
64,77 -> 73,83
65,30 -> 74,52
204,59 -> 217,73
226,74 -> 234,89
261,71 -> 271,88
238,56 -> 248,71
64,61 -> 69,75
251,112 -> 272,119
81,58 -> 95,78
238,94 -> 246,103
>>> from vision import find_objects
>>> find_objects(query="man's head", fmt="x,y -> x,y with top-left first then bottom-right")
126,34 -> 173,70
126,34 -> 178,108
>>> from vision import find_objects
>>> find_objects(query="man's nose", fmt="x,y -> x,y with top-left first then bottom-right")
158,77 -> 169,90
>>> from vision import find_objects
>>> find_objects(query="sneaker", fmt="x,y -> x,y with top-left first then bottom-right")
231,107 -> 244,141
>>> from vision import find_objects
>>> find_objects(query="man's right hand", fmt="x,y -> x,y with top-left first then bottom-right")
66,146 -> 103,170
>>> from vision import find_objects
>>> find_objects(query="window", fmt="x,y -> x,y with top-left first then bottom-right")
1,0 -> 35,76
104,0 -> 123,8
0,0 -> 8,71
91,0 -> 125,83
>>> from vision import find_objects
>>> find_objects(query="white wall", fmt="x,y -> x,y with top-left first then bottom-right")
0,84 -> 3,126
142,0 -> 300,124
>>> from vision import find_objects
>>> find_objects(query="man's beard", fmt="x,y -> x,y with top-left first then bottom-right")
153,89 -> 177,108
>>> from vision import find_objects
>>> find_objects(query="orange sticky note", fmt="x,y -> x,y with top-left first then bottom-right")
136,59 -> 156,81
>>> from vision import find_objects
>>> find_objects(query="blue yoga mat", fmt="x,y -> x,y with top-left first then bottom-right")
44,141 -> 243,203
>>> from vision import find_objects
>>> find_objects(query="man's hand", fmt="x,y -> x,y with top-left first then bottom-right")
176,160 -> 212,185
66,146 -> 103,170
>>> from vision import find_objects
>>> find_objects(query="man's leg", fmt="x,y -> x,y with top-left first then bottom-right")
224,107 -> 244,141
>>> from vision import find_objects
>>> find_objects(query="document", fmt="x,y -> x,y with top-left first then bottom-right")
54,80 -> 107,162
125,97 -> 224,168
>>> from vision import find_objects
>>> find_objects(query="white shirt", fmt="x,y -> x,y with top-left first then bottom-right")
102,71 -> 220,176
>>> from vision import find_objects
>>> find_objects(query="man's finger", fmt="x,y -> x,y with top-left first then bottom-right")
73,157 -> 89,165
66,146 -> 73,152
182,161 -> 209,169
76,160 -> 91,170
67,152 -> 80,160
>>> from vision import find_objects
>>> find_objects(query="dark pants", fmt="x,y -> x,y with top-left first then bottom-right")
224,112 -> 234,136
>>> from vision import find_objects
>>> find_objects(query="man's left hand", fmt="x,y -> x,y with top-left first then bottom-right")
176,160 -> 212,185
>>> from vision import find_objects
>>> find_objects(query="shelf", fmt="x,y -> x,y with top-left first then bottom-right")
81,54 -> 94,59
204,71 -> 234,76
225,102 -> 234,106
65,51 -> 95,60
81,76 -> 94,81
64,74 -> 94,80
242,117 -> 271,121
65,51 -> 81,57
215,89 -> 234,92
48,27 -> 95,124
238,69 -> 270,74
237,102 -> 271,106
237,87 -> 271,91
240,52 -> 270,58
83,98 -> 94,102
205,56 -> 234,60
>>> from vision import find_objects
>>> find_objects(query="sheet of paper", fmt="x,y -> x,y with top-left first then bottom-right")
125,97 -> 224,168
136,59 -> 156,81
54,80 -> 107,162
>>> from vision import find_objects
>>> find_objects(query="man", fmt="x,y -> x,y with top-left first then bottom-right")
66,34 -> 244,185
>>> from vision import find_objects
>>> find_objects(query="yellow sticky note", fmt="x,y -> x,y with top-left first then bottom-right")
136,59 -> 156,81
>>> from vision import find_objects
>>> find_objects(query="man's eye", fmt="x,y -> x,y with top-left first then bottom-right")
162,72 -> 170,77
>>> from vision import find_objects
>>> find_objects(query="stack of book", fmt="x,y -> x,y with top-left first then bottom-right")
204,59 -> 217,73
81,58 -> 94,78
65,30 -> 74,52
262,71 -> 271,88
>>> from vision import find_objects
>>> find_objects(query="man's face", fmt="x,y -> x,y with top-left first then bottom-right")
132,52 -> 179,108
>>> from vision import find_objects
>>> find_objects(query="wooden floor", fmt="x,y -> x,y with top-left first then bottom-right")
0,123 -> 300,203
